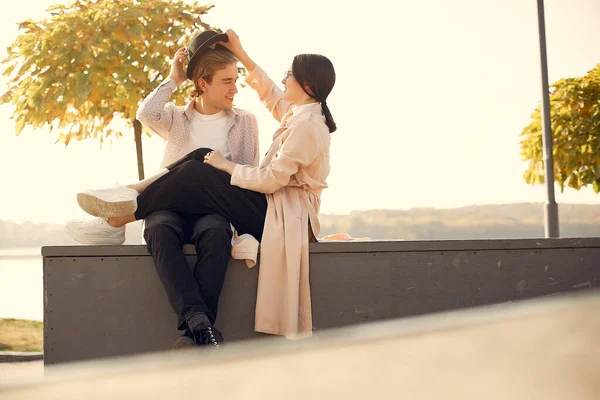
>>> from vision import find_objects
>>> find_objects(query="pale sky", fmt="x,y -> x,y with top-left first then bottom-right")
0,0 -> 599,224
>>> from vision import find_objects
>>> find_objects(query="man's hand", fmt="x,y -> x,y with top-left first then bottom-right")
169,47 -> 188,85
204,151 -> 235,175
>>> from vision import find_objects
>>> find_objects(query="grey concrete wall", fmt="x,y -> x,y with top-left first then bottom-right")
42,238 -> 600,364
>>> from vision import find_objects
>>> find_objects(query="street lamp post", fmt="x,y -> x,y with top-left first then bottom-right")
536,0 -> 560,238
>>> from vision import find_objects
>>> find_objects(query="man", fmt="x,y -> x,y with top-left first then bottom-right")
138,31 -> 259,349
66,31 -> 260,349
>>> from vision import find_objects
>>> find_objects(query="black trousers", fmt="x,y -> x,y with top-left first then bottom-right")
135,148 -> 268,240
144,211 -> 232,329
137,148 -> 268,331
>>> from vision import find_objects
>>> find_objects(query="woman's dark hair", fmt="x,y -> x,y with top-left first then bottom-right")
292,54 -> 337,133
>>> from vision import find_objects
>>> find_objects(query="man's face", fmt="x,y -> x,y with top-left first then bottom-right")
200,63 -> 239,110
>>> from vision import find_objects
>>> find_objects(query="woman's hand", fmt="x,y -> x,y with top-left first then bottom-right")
204,151 -> 235,174
219,29 -> 257,74
218,29 -> 244,58
169,47 -> 188,85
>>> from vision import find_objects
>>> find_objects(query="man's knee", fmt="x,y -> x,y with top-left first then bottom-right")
143,211 -> 184,248
192,214 -> 233,247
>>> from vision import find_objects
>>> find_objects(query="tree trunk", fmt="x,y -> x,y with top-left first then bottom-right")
133,119 -> 144,180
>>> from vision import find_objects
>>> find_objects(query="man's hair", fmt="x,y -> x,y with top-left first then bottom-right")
188,48 -> 238,97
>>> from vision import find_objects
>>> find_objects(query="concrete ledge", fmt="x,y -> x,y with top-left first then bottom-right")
7,290 -> 600,399
41,237 -> 600,257
42,238 -> 600,365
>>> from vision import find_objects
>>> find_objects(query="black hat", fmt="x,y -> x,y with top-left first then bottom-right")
186,30 -> 230,80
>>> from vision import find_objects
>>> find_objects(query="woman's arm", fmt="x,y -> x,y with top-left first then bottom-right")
205,121 -> 321,194
219,30 -> 292,122
229,38 -> 256,75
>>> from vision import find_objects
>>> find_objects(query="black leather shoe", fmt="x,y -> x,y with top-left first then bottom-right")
193,326 -> 221,348
172,330 -> 195,350
212,326 -> 224,344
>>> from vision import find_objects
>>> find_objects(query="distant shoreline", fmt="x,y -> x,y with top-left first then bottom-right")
1,203 -> 600,246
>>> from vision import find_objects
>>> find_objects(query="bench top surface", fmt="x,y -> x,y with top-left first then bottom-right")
41,237 -> 600,257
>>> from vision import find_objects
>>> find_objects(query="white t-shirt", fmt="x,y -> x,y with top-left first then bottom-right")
184,109 -> 231,159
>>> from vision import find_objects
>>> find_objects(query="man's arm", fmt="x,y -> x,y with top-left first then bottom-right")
249,113 -> 260,166
136,47 -> 189,139
231,112 -> 261,167
136,79 -> 178,139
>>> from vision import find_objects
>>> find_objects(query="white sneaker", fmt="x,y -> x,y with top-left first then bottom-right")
77,185 -> 138,218
65,217 -> 126,245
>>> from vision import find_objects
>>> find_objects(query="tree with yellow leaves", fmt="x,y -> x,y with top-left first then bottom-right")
521,64 -> 600,193
1,0 -> 221,179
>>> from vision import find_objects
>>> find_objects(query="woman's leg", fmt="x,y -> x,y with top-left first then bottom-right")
102,149 -> 267,239
124,149 -> 213,193
126,170 -> 169,193
132,149 -> 267,239
78,148 -> 220,218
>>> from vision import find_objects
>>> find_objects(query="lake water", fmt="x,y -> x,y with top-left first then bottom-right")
0,248 -> 43,321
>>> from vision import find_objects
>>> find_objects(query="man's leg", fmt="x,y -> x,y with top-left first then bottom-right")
135,149 -> 268,240
144,210 -> 217,347
189,214 -> 233,327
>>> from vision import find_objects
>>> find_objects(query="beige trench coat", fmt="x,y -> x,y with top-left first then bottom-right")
231,65 -> 331,339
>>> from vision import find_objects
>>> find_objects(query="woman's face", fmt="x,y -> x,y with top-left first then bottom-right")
281,67 -> 305,104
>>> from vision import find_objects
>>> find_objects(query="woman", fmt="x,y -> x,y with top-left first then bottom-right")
71,29 -> 336,339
